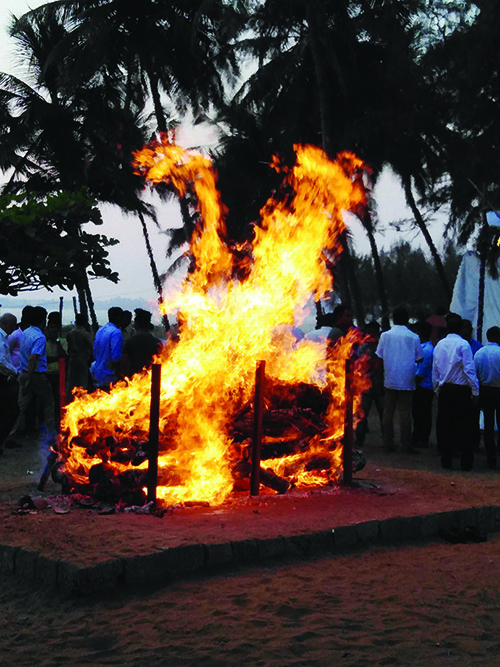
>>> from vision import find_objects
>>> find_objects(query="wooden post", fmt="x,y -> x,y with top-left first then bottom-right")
343,357 -> 354,485
147,363 -> 161,504
58,358 -> 66,412
250,360 -> 266,496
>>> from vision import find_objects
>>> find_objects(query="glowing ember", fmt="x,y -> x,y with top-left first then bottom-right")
58,138 -> 372,505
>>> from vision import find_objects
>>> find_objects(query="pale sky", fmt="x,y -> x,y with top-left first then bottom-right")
0,0 -> 446,320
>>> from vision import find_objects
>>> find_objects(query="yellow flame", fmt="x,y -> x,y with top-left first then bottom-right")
59,139 -> 371,505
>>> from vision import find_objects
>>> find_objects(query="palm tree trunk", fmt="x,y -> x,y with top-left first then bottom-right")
139,212 -> 169,331
403,177 -> 451,304
83,276 -> 99,333
307,3 -> 364,324
361,210 -> 389,320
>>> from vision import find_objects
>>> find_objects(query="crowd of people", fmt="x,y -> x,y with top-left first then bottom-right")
0,305 -> 163,456
1,299 -> 499,476
328,303 -> 499,472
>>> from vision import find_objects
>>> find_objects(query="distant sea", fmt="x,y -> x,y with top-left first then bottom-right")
0,295 -> 165,327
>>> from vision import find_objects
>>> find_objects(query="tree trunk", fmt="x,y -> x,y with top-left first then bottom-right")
83,275 -> 99,333
342,237 -> 365,327
403,177 -> 451,304
139,212 -> 169,332
361,209 -> 389,320
307,4 -> 364,321
147,68 -> 167,134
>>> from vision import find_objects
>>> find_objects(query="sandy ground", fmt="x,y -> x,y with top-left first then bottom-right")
2,410 -> 500,665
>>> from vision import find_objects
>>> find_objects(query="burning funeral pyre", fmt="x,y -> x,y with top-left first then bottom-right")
56,139 -> 372,507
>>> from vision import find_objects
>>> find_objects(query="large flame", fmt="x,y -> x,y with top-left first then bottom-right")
59,139 -> 371,505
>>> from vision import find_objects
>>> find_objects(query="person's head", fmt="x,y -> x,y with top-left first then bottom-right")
121,310 -> 132,329
20,305 -> 34,330
48,311 -> 61,327
486,326 -> 500,344
30,306 -> 47,329
446,312 -> 463,335
108,307 -> 124,327
0,313 -> 17,336
460,319 -> 474,341
414,320 -> 432,343
74,313 -> 89,330
392,307 -> 409,326
332,304 -> 353,332
363,320 -> 381,338
134,308 -> 153,331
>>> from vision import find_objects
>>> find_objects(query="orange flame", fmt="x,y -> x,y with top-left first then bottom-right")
59,139 -> 371,505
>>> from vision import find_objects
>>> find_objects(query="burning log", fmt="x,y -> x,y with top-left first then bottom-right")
232,458 -> 291,494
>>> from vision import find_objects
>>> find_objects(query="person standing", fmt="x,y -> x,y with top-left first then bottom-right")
411,320 -> 434,448
376,307 -> 423,453
474,326 -> 500,469
121,309 -> 162,378
432,312 -> 479,471
5,306 -> 56,448
327,304 -> 353,346
461,318 -> 483,451
0,313 -> 20,451
354,320 -> 384,448
8,305 -> 33,371
90,307 -> 124,389
66,313 -> 93,400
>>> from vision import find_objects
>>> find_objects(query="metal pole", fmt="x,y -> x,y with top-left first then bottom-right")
147,363 -> 161,504
343,357 -> 354,485
250,360 -> 266,496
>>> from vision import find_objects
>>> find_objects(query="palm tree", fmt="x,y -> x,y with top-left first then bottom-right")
0,4 -> 154,327
215,0 -> 433,321
35,0 -> 249,314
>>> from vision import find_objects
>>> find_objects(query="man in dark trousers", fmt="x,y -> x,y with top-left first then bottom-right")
0,313 -> 19,451
432,312 -> 479,471
474,326 -> 500,469
5,306 -> 56,449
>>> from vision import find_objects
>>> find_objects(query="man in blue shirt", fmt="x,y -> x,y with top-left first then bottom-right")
91,307 -> 124,389
5,306 -> 56,447
0,313 -> 19,450
474,326 -> 500,469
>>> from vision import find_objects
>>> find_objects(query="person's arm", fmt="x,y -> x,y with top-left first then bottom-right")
461,344 -> 479,396
23,352 -> 40,394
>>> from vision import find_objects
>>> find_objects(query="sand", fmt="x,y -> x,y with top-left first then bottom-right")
2,409 -> 500,665
2,539 -> 500,666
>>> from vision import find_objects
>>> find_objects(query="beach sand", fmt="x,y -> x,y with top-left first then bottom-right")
2,538 -> 500,666
2,410 -> 500,665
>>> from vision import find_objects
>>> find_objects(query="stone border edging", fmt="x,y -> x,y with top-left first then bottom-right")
1,505 -> 498,597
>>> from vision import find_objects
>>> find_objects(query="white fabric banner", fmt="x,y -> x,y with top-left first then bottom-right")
450,251 -> 500,342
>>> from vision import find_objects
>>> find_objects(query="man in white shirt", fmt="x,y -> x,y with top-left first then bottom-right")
376,308 -> 423,453
474,326 -> 500,469
432,312 -> 479,471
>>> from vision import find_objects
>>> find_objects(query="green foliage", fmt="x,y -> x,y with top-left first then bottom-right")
0,190 -> 118,295
354,241 -> 461,318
